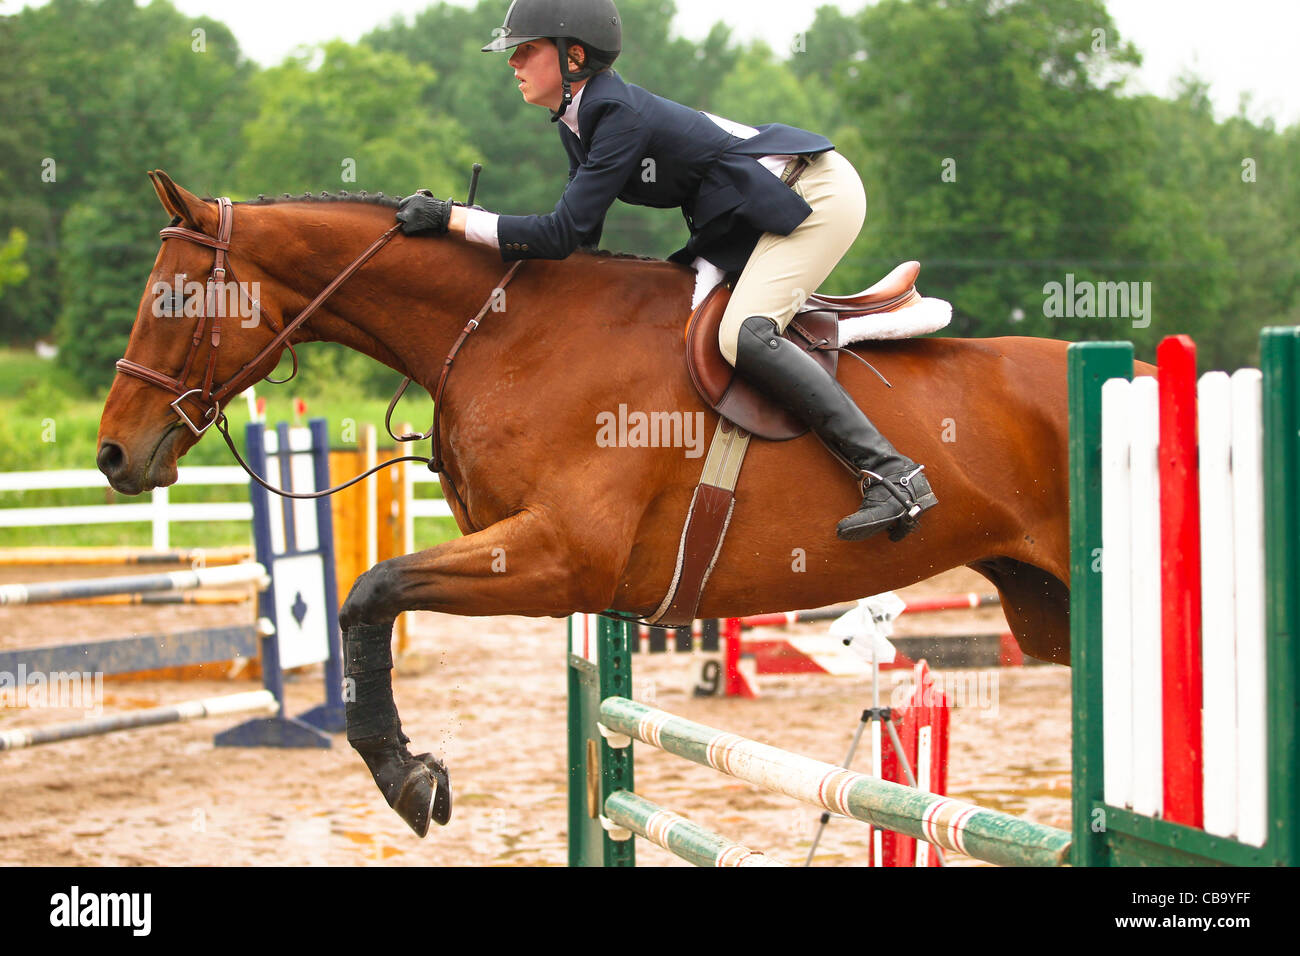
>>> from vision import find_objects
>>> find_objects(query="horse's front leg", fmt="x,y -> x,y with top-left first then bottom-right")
338,509 -> 580,837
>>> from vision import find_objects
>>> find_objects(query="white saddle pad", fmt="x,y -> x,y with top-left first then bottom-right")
837,297 -> 953,343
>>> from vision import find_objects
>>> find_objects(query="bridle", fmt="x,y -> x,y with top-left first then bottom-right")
117,198 -> 402,437
115,197 -> 522,499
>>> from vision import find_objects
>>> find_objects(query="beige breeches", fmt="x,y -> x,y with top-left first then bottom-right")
718,149 -> 867,365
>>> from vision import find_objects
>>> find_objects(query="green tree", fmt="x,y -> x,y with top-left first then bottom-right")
0,12 -> 56,340
708,41 -> 837,148
821,0 -> 1152,343
53,197 -> 146,377
0,229 -> 29,299
364,2 -> 568,215
3,0 -> 253,363
236,40 -> 474,198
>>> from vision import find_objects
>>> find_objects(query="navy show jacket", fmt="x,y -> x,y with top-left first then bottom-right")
494,69 -> 835,273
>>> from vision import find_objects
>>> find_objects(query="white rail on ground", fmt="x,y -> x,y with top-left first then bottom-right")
0,690 -> 279,750
0,562 -> 269,606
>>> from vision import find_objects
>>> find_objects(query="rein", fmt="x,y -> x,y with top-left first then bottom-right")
385,259 -> 523,473
117,197 -> 523,500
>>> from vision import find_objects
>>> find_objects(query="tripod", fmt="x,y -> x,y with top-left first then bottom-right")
804,595 -> 948,867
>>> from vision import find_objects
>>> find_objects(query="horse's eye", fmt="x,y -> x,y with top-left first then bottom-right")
154,286 -> 191,317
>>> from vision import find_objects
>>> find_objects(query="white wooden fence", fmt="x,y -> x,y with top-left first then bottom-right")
1,461 -> 452,551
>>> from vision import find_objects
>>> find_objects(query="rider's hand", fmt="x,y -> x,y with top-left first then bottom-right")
396,192 -> 453,236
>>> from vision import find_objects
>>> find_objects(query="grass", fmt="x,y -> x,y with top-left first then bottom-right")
0,348 -> 461,551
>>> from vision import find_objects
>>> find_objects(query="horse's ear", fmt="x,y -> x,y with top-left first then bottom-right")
148,170 -> 219,234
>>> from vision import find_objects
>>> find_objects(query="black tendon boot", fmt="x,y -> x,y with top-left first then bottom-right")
734,315 -> 938,541
345,623 -> 451,836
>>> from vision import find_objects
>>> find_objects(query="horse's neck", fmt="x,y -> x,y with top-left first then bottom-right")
245,207 -> 693,389
321,251 -> 691,390
245,215 -> 510,384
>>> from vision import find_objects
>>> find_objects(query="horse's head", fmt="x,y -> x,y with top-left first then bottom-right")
98,168 -> 657,497
97,171 -> 299,494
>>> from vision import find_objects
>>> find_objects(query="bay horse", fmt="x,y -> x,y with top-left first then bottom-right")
100,171 -> 1076,837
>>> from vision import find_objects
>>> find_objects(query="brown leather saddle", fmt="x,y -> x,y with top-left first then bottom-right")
685,261 -> 923,440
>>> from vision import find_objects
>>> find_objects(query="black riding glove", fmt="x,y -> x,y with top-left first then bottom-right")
396,192 -> 453,236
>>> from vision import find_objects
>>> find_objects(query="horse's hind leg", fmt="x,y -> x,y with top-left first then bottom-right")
339,509 -> 578,837
969,557 -> 1071,665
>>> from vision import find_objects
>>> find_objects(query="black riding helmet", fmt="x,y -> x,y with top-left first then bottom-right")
482,0 -> 622,120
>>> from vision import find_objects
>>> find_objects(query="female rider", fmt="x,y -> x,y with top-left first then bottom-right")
396,0 -> 936,542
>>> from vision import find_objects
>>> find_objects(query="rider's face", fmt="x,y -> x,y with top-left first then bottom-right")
508,40 -> 561,109
508,39 -> 584,111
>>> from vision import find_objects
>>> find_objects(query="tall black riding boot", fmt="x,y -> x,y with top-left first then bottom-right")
733,315 -> 938,541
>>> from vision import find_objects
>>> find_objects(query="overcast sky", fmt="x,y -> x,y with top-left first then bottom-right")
16,0 -> 1300,127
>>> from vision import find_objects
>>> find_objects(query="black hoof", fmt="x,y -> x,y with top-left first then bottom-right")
360,746 -> 453,837
390,753 -> 452,837
413,752 -> 453,827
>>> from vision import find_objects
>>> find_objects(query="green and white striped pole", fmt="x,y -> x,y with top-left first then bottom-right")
604,791 -> 785,867
600,696 -> 1072,867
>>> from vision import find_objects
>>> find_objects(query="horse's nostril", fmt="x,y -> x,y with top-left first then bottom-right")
97,441 -> 126,478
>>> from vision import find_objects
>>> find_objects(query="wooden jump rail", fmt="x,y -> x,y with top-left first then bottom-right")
622,592 -> 1016,698
0,546 -> 253,567
0,563 -> 269,606
598,697 -> 1071,868
0,690 -> 278,751
735,592 -> 1000,629
59,590 -> 253,607
568,615 -> 1069,867
603,791 -> 785,867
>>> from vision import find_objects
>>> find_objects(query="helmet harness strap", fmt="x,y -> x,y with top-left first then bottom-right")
550,37 -> 580,122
